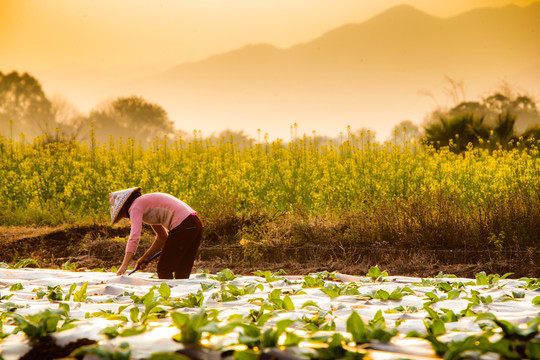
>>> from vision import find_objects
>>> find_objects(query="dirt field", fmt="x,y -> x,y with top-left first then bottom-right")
0,224 -> 538,278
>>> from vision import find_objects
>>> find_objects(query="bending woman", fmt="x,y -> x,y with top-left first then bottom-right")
109,187 -> 203,279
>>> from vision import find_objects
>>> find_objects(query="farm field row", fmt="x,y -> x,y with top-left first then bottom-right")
0,266 -> 539,359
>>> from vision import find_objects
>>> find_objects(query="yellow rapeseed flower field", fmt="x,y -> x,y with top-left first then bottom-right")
1,132 -> 539,233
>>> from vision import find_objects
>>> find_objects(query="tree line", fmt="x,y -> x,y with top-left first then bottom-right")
2,70 -> 539,149
0,71 -> 178,144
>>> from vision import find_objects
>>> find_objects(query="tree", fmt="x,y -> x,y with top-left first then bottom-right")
422,89 -> 540,151
387,120 -> 421,146
492,112 -> 516,149
88,95 -> 175,143
521,125 -> 540,146
483,92 -> 540,133
0,71 -> 54,138
423,113 -> 489,152
48,94 -> 86,142
208,129 -> 254,145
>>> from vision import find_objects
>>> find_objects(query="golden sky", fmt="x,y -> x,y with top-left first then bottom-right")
0,0 -> 536,72
1,0 -> 538,140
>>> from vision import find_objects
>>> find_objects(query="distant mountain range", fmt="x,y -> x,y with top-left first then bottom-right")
44,3 -> 540,139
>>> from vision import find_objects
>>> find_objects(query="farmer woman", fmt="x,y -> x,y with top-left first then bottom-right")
109,187 -> 203,279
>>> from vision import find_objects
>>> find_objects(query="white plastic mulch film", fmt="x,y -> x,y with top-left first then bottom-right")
0,268 -> 539,360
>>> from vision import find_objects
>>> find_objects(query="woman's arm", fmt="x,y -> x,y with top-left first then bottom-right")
116,251 -> 135,275
135,224 -> 168,271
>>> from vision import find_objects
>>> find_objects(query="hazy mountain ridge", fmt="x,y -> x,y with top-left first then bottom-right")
32,3 -> 539,139
122,2 -> 539,138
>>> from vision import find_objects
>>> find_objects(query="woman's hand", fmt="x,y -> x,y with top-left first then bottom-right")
116,251 -> 135,276
116,264 -> 128,276
135,257 -> 148,271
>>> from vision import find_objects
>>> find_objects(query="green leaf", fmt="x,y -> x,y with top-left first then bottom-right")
532,296 -> 540,305
119,325 -> 147,337
319,287 -> 340,298
233,350 -> 259,360
171,312 -> 189,329
65,283 -> 77,301
367,266 -> 388,281
201,282 -> 217,291
130,307 -> 140,323
275,319 -> 294,335
283,331 -> 303,347
9,283 -> 23,291
375,289 -> 389,300
423,304 -> 440,321
527,340 -> 540,360
476,272 -> 489,285
148,353 -> 191,360
500,272 -> 513,279
301,300 -> 321,309
346,311 -> 367,344
430,319 -> 446,336
447,289 -> 462,300
58,303 -> 70,313
10,259 -> 40,269
282,295 -> 295,311
73,282 -> 88,302
424,292 -> 440,302
158,283 -> 171,300
141,289 -> 155,305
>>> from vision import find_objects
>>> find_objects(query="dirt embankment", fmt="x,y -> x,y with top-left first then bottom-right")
0,225 -> 538,278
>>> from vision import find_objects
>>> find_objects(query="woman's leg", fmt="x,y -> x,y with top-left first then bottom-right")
157,215 -> 203,279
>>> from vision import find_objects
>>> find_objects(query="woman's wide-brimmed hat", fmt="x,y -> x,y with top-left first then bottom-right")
109,187 -> 141,224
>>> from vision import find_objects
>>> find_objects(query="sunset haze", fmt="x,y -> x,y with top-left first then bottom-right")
1,0 -> 539,140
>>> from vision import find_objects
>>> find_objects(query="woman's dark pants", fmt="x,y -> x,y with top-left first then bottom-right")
157,215 -> 202,279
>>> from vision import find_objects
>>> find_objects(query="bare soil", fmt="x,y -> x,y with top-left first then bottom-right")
0,225 -> 538,278
19,337 -> 96,360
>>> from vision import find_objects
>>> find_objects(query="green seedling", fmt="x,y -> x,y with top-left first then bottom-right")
300,300 -> 321,310
73,281 -> 89,302
225,318 -> 299,356
385,305 -> 418,314
158,283 -> 171,300
519,278 -> 540,290
301,275 -> 326,288
167,290 -> 204,308
424,288 -> 463,304
346,311 -> 397,344
6,259 -> 40,269
64,283 -> 77,301
466,290 -> 493,305
0,292 -> 14,301
301,310 -> 336,331
7,308 -> 77,342
253,269 -> 286,283
0,301 -> 23,311
320,284 -> 359,298
200,282 -> 217,291
9,283 -> 23,291
367,266 -> 388,282
71,341 -> 132,360
364,286 -> 414,301
62,261 -> 77,271
475,271 -> 513,286
210,268 -> 237,282
309,332 -> 368,360
87,305 -> 130,322
267,289 -> 295,310
245,305 -> 275,326
171,308 -> 220,346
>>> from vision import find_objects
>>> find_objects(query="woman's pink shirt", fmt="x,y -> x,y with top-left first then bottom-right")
126,193 -> 196,253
